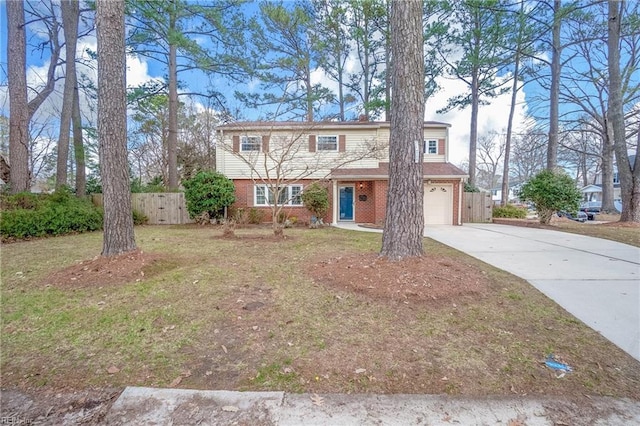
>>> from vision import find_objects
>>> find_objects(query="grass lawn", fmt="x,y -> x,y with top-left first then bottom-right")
2,225 -> 639,401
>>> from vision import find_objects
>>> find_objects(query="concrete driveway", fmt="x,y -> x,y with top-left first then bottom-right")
423,223 -> 640,362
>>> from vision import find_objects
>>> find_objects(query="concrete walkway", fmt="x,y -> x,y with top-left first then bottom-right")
335,222 -> 640,362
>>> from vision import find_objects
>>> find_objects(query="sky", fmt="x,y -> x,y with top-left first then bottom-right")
0,0 -> 530,168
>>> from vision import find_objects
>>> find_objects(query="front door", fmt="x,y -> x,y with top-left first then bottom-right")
339,186 -> 354,221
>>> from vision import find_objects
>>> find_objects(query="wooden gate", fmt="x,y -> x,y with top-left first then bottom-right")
92,193 -> 192,225
462,192 -> 492,223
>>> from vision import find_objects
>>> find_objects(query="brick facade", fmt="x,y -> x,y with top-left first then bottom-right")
229,178 -> 462,226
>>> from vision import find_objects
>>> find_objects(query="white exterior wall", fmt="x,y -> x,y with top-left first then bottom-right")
216,125 -> 449,179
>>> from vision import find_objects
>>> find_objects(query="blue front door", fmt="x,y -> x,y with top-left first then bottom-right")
339,186 -> 354,220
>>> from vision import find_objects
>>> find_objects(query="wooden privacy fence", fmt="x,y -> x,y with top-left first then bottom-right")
92,193 -> 193,225
462,192 -> 492,223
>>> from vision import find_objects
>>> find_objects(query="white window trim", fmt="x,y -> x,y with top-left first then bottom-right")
241,135 -> 261,152
424,139 -> 438,155
254,184 -> 303,206
317,135 -> 338,152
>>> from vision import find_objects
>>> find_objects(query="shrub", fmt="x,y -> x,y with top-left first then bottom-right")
182,171 -> 236,220
132,209 -> 149,225
464,182 -> 480,192
247,208 -> 264,224
493,204 -> 527,219
1,190 -> 103,240
301,182 -> 329,219
519,170 -> 581,224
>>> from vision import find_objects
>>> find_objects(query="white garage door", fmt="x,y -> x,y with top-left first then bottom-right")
424,184 -> 453,225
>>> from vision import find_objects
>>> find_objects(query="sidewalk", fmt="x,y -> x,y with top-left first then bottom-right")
104,387 -> 640,425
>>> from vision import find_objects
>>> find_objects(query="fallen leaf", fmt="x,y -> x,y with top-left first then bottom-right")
440,376 -> 449,381
205,371 -> 213,376
355,368 -> 366,374
169,376 -> 182,387
221,405 -> 239,412
222,345 -> 228,353
310,394 -> 324,406
107,366 -> 120,374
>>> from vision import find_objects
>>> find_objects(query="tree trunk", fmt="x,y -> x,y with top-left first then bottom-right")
380,0 -> 424,260
73,82 -> 86,197
56,0 -> 80,189
608,0 -> 639,222
7,0 -> 30,193
167,5 -> 179,190
601,125 -> 616,213
469,73 -> 479,187
96,0 -> 137,256
501,1 -> 524,207
547,0 -> 561,171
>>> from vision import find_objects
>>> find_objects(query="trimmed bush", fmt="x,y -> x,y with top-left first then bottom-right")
301,182 -> 329,218
519,170 -> 581,224
182,171 -> 236,220
493,204 -> 527,219
1,190 -> 103,240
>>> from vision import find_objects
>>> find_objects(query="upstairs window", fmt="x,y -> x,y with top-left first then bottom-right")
241,136 -> 261,151
317,135 -> 338,151
424,139 -> 437,154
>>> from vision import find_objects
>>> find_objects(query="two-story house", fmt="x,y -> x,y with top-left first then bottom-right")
216,120 -> 468,226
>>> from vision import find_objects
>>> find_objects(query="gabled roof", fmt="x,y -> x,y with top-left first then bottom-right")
330,162 -> 468,179
580,184 -> 602,193
217,120 -> 451,131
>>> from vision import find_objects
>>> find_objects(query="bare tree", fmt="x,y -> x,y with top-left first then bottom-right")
380,0 -> 424,259
96,0 -> 136,256
476,131 -> 505,192
609,0 -> 640,222
56,0 -> 80,189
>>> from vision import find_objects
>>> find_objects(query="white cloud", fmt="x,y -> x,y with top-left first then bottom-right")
425,75 -> 529,166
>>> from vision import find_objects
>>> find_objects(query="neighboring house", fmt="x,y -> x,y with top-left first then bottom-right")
489,182 -> 522,205
581,155 -> 633,202
216,120 -> 468,226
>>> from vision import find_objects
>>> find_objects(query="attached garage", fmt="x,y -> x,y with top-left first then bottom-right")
424,183 -> 453,225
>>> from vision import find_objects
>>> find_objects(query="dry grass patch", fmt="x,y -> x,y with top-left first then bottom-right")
2,225 -> 639,420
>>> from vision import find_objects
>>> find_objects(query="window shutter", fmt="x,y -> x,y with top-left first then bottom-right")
309,135 -> 316,152
262,135 -> 269,152
338,135 -> 346,152
232,135 -> 239,152
438,138 -> 445,155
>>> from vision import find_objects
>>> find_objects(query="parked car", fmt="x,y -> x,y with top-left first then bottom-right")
557,210 -> 587,223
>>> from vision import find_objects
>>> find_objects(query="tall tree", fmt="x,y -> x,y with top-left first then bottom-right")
436,0 -> 510,187
7,0 -> 30,193
72,76 -> 86,197
96,0 -> 137,256
56,0 -> 80,189
380,0 -> 424,259
127,0 -> 246,189
547,0 -> 562,171
345,0 -> 388,120
312,0 -> 352,120
240,1 -> 332,121
608,0 -> 640,222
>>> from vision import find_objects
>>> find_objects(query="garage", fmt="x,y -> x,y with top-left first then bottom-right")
424,184 -> 453,225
